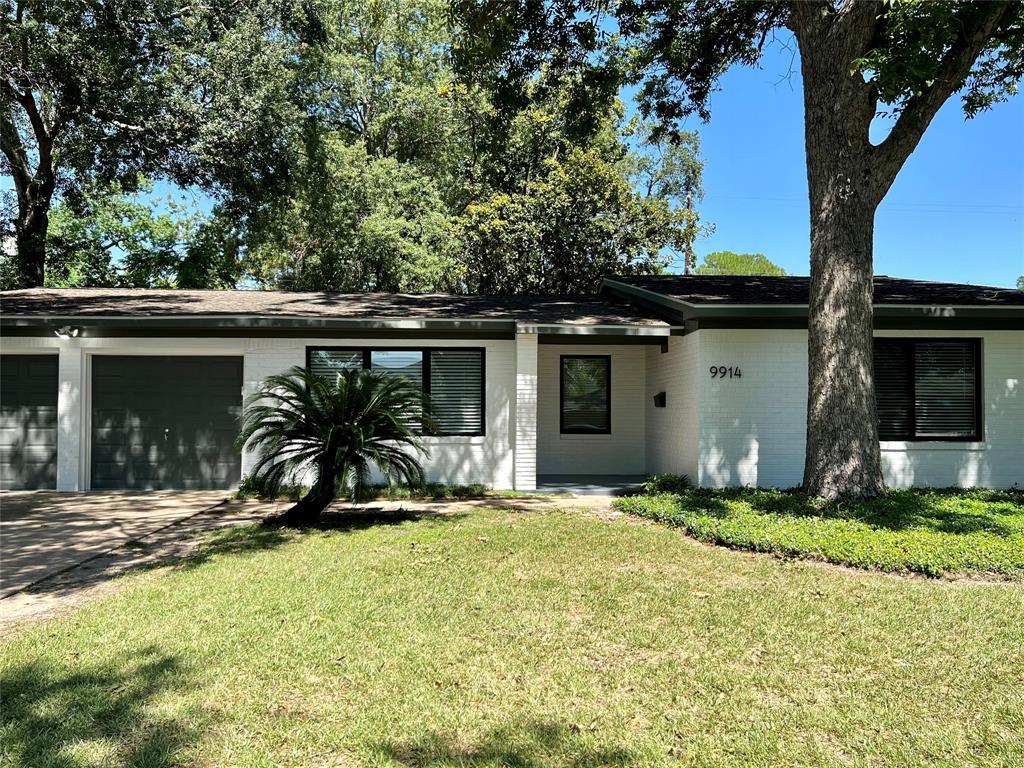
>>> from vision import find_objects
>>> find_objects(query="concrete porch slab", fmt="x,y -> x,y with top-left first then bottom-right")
536,475 -> 645,496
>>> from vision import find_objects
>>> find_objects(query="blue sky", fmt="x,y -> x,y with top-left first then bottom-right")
680,39 -> 1023,287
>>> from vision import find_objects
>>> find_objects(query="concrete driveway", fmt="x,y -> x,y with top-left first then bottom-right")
1,491 -> 247,598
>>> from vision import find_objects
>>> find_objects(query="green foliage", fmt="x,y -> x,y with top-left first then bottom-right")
615,487 -> 1024,578
240,138 -> 456,292
455,1 -> 1023,136
454,146 -> 696,293
640,474 -> 693,494
43,179 -> 212,288
2,0 -> 318,285
695,251 -> 786,277
851,2 -> 1024,118
237,366 -> 430,524
1017,275 -> 1024,290
219,0 -> 706,293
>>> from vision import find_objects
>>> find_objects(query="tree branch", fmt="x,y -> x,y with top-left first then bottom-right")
0,100 -> 32,204
872,2 -> 1015,197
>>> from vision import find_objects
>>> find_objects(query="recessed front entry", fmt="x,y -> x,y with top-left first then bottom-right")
90,356 -> 243,490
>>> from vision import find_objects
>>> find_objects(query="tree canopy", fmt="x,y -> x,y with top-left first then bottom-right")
1,0 -> 318,287
2,0 -> 708,293
695,251 -> 786,277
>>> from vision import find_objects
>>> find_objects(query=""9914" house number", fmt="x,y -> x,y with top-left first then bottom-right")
710,366 -> 742,379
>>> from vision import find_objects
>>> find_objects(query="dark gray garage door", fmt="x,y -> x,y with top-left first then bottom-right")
91,356 -> 243,489
0,355 -> 58,490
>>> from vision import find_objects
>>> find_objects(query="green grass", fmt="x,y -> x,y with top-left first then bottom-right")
3,507 -> 1023,767
614,487 -> 1024,578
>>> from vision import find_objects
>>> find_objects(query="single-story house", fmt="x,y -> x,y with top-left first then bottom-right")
1,275 -> 1021,492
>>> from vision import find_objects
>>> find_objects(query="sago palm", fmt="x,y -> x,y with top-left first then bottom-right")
238,366 -> 430,526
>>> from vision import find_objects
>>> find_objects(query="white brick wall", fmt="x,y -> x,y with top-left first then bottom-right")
4,335 -> 516,490
696,328 -> 1024,489
876,329 -> 1023,489
514,333 -> 539,489
56,346 -> 86,490
240,337 -> 517,489
645,334 -> 699,480
5,325 -> 1019,491
536,344 -> 646,475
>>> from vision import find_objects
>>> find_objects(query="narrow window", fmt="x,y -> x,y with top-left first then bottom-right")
560,355 -> 611,434
429,350 -> 484,435
873,339 -> 981,441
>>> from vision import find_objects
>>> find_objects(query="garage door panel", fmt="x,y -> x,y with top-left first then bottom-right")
90,356 -> 242,490
0,355 -> 58,490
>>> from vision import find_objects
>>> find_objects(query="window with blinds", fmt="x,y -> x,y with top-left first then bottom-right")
430,350 -> 484,435
560,356 -> 611,434
873,339 -> 981,441
305,347 -> 485,436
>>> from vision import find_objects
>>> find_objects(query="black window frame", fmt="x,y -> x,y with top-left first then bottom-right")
559,354 -> 612,435
305,346 -> 486,437
873,337 -> 983,442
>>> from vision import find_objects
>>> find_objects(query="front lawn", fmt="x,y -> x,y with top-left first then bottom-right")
614,485 -> 1024,578
2,507 -> 1023,767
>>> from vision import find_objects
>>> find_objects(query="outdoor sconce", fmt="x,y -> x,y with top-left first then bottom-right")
653,391 -> 667,408
54,325 -> 80,339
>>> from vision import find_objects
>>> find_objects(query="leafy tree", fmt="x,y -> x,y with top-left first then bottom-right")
238,366 -> 430,526
454,146 -> 696,293
222,0 -> 706,294
453,0 -> 1024,497
44,179 -> 209,288
1017,276 -> 1023,290
695,251 -> 786,277
1,0 -> 316,288
238,137 -> 456,292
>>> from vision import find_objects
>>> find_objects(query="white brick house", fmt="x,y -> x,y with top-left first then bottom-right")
2,276 -> 1021,491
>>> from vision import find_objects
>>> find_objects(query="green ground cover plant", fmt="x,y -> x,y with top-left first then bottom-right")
615,484 -> 1024,578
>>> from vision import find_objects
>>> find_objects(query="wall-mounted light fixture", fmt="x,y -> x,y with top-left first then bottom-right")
653,391 -> 667,408
54,325 -> 80,339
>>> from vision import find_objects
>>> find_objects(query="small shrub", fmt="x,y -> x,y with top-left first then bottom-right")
641,474 -> 693,495
235,474 -> 307,501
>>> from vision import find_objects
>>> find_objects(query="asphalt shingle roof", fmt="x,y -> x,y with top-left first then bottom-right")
610,275 -> 1024,306
0,288 -> 668,327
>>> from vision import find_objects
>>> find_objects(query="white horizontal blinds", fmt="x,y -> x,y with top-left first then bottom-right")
561,357 -> 609,433
914,341 -> 977,438
429,350 -> 483,435
874,342 -> 913,440
309,349 -> 362,380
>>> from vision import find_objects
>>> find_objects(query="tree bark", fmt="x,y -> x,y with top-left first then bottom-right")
793,5 -> 886,499
14,194 -> 49,287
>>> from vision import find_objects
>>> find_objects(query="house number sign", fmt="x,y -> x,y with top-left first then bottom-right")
709,366 -> 742,379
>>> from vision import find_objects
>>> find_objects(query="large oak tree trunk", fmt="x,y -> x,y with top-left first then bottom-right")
802,188 -> 884,498
14,199 -> 48,288
795,11 -> 886,499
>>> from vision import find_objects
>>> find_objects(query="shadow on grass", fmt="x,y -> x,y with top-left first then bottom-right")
381,719 -> 637,767
666,487 -> 1023,538
0,645 -> 202,767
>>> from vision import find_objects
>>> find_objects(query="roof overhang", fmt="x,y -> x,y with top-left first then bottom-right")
0,313 -> 670,339
601,278 -> 1024,329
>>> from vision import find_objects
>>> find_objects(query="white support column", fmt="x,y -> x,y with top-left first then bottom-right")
56,345 -> 87,490
514,332 -> 538,490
